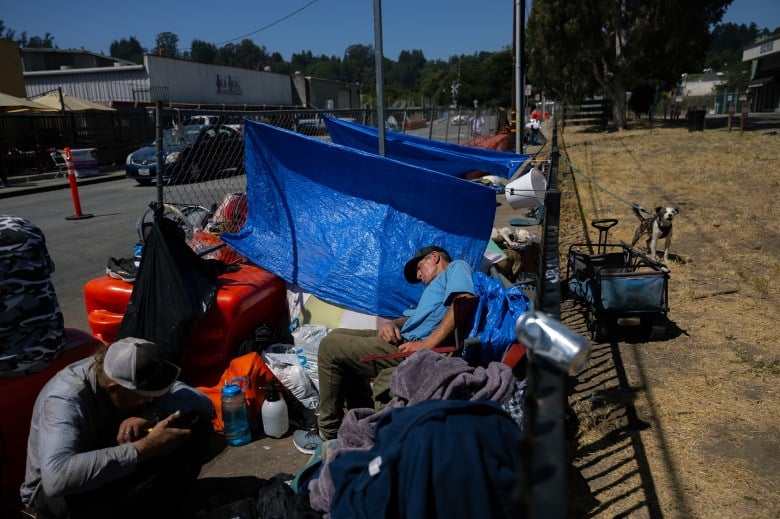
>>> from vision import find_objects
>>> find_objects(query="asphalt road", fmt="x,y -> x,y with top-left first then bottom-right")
1,174 -> 157,331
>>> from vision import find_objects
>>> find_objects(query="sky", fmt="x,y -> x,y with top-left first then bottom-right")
2,0 -> 779,62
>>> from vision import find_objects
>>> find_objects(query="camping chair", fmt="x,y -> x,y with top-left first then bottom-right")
50,150 -> 68,178
509,204 -> 544,227
360,294 -> 527,381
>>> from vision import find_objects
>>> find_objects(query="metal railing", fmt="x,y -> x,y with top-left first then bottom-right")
523,123 -> 566,517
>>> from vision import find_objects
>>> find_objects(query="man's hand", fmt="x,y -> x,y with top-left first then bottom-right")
378,321 -> 403,345
117,416 -> 157,444
133,410 -> 191,462
398,340 -> 433,353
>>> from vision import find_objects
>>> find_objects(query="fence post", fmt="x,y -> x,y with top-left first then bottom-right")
63,147 -> 94,221
155,101 -> 164,205
525,123 -> 566,518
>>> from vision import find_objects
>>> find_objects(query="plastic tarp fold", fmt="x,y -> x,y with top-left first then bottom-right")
323,116 -> 530,179
221,121 -> 497,317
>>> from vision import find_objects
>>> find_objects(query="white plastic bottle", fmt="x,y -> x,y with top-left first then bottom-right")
261,386 -> 289,438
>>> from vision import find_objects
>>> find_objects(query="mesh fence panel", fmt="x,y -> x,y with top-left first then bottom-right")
158,106 -> 501,214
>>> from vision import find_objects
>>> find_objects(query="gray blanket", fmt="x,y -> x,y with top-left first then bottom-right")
308,348 -> 516,513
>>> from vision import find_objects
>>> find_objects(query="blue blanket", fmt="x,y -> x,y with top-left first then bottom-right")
222,121 -> 497,317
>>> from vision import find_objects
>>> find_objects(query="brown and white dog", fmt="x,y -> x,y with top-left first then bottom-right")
631,206 -> 679,262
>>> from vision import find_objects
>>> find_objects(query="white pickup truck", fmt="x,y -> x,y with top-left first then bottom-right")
184,115 -> 242,132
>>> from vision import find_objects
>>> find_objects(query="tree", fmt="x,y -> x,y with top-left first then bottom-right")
153,32 -> 179,58
0,20 -> 15,41
190,39 -> 218,64
24,33 -> 56,48
527,0 -> 732,129
396,49 -> 426,90
110,37 -> 145,64
307,56 -> 343,83
233,39 -> 269,70
342,44 -> 375,85
0,20 -> 55,48
706,22 -> 766,70
268,51 -> 290,74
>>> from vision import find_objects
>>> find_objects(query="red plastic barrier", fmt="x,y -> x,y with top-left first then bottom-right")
1,328 -> 102,519
462,131 -> 513,152
83,263 -> 288,388
403,119 -> 427,131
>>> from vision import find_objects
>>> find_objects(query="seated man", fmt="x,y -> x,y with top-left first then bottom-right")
20,337 -> 216,519
292,245 -> 474,454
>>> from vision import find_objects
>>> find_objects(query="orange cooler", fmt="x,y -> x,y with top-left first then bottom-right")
83,262 -> 288,387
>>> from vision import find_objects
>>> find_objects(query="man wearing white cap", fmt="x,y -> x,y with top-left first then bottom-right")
20,337 -> 215,518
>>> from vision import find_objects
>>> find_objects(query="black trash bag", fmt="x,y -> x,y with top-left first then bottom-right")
116,209 -> 227,364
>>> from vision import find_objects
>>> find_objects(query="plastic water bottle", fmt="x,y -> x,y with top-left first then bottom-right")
261,385 -> 289,439
221,378 -> 252,446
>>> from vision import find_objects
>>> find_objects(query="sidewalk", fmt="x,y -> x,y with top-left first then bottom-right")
0,166 -> 126,199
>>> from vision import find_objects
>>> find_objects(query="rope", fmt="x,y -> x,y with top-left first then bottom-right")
560,155 -> 652,215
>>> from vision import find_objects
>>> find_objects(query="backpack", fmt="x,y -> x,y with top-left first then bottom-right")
198,352 -> 280,434
0,215 -> 66,377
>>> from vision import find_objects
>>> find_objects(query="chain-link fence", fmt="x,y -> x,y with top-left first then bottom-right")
155,106 -> 503,223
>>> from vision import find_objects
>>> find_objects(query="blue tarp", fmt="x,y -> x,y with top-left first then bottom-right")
323,116 -> 529,179
221,121 -> 497,317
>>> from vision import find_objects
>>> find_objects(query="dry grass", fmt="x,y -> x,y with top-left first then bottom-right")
555,120 -> 780,518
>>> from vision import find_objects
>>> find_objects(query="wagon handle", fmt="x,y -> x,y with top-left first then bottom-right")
591,218 -> 619,231
591,219 -> 619,254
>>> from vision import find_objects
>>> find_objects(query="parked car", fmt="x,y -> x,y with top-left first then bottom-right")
183,114 -> 242,132
125,124 -> 243,185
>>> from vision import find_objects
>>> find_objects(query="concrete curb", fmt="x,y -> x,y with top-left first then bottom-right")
0,169 -> 126,199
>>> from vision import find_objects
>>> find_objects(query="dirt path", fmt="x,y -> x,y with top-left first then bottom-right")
557,121 -> 779,518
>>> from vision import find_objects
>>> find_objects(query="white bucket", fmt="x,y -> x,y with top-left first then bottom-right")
505,168 -> 546,209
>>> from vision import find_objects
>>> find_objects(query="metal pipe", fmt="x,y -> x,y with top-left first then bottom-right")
514,0 -> 523,153
373,0 -> 386,157
155,101 -> 164,205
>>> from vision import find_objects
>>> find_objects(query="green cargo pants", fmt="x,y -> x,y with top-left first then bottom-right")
317,328 -> 401,439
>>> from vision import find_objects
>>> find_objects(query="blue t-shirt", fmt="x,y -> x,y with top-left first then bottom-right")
400,260 -> 474,341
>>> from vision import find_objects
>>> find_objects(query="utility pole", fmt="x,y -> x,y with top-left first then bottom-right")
373,0 -> 386,157
514,0 -> 525,154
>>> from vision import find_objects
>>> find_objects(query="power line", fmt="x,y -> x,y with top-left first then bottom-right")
215,0 -> 320,45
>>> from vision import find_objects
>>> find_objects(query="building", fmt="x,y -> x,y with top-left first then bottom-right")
22,51 -> 294,108
679,70 -> 726,97
0,39 -> 26,97
742,35 -> 780,112
12,47 -> 360,110
291,71 -> 361,110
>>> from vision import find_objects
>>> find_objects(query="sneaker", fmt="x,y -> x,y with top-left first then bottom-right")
292,429 -> 323,455
106,257 -> 138,283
